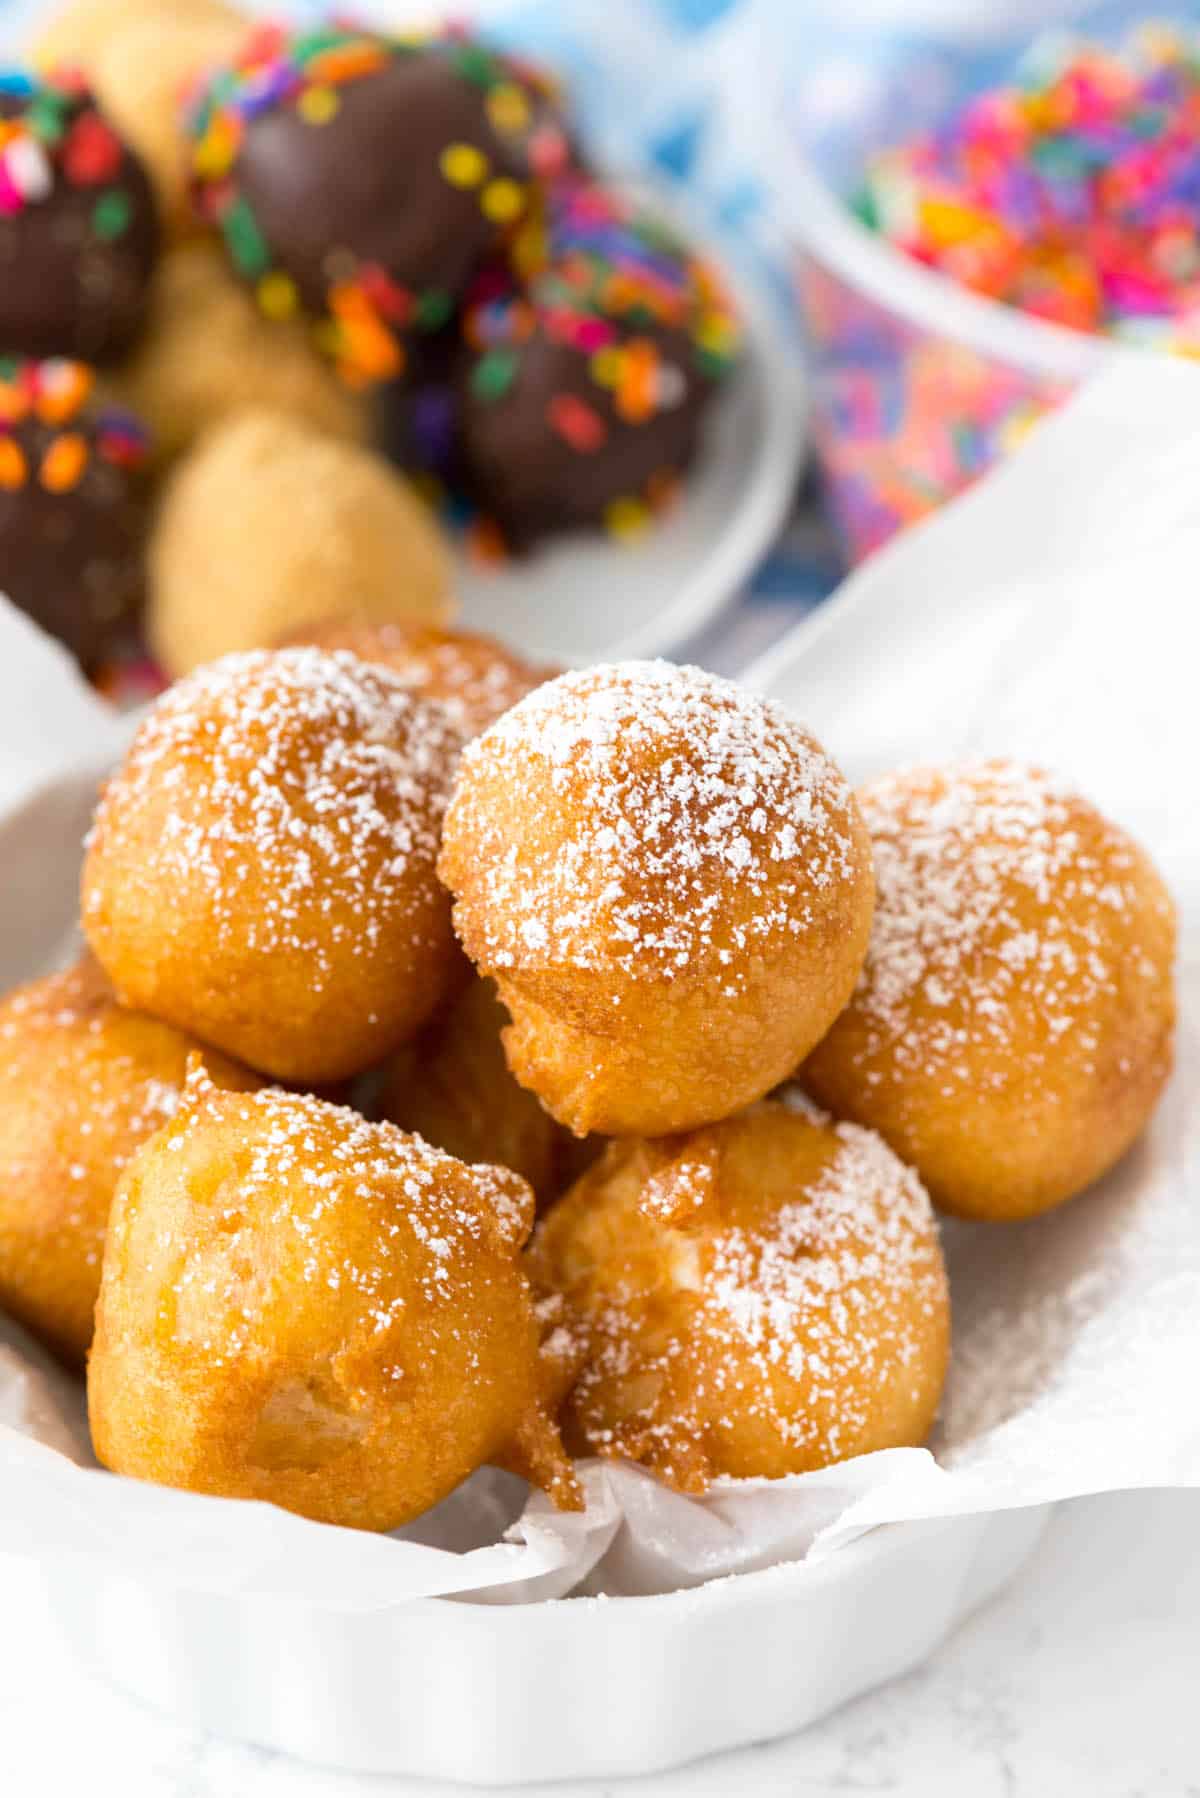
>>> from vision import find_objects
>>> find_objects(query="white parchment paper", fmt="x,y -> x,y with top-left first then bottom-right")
0,356 -> 1196,1605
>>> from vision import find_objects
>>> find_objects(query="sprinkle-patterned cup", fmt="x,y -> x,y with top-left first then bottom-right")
755,2 -> 1165,562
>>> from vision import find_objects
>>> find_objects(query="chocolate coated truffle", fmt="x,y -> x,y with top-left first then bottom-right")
188,25 -> 575,386
0,73 -> 160,363
0,357 -> 151,668
455,180 -> 740,548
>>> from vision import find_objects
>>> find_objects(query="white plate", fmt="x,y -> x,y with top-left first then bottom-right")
452,232 -> 808,664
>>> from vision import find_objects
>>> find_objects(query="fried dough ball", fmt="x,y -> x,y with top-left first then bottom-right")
381,977 -> 596,1209
439,661 -> 875,1138
0,958 -> 258,1366
277,618 -> 557,741
82,647 -> 461,1084
529,1096 -> 949,1491
89,12 -> 248,240
89,1073 -> 580,1529
804,761 -> 1177,1221
108,246 -> 366,465
31,0 -> 242,77
147,409 -> 454,678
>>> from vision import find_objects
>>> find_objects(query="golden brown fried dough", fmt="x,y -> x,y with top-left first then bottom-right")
82,647 -> 461,1084
0,958 -> 258,1365
804,760 -> 1177,1221
529,1095 -> 949,1491
107,246 -> 366,464
89,1073 -> 580,1529
381,976 -> 597,1209
148,410 -> 454,676
278,618 -> 556,741
439,661 -> 875,1138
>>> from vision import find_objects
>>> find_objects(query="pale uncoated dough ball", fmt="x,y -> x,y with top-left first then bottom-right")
109,246 -> 367,465
89,12 -> 249,241
149,409 -> 455,676
31,0 -> 242,78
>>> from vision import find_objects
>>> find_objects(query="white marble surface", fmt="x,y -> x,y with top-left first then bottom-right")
0,1489 -> 1197,1795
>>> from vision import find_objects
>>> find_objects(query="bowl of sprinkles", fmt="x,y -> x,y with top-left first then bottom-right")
764,5 -> 1200,561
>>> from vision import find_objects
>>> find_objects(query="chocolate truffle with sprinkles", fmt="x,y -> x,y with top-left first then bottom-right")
0,956 -> 260,1367
529,1093 -> 950,1491
81,647 -> 463,1084
187,24 -> 576,387
454,178 -> 741,548
0,356 -> 151,669
0,71 -> 159,363
439,660 -> 875,1138
804,760 -> 1178,1221
89,1069 -> 581,1531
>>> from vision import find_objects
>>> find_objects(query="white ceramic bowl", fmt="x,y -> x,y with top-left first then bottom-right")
28,1507 -> 1049,1783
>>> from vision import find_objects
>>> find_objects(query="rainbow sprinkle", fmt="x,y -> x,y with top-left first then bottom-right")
864,23 -> 1200,346
0,70 -> 137,230
492,179 -> 741,372
0,355 -> 150,490
462,178 -> 740,388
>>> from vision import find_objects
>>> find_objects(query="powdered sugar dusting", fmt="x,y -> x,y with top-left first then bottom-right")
0,967 -> 198,1268
85,647 -> 460,979
152,1071 -> 535,1371
292,622 -> 552,741
845,759 -> 1165,1083
703,1114 -> 942,1454
555,1102 -> 945,1477
376,636 -> 542,739
446,660 -> 862,984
